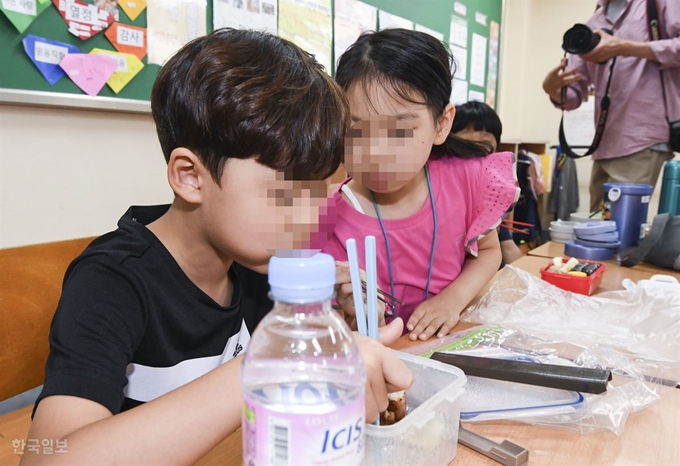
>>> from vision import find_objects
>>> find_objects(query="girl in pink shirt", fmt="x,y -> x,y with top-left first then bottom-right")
324,29 -> 518,341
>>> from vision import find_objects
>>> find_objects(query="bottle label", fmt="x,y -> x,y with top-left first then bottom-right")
242,384 -> 365,466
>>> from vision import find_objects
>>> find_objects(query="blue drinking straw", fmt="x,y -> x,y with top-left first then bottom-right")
345,239 -> 367,337
365,236 -> 379,343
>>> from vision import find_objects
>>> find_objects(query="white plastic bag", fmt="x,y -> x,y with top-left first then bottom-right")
405,266 -> 680,434
462,266 -> 680,362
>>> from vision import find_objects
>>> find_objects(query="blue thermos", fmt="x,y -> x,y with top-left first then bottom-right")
658,160 -> 680,216
603,183 -> 653,249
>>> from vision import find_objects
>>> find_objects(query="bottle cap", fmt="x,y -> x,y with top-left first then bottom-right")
268,253 -> 336,303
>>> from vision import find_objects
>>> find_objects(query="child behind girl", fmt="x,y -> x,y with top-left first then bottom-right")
451,101 -> 524,265
324,29 -> 518,341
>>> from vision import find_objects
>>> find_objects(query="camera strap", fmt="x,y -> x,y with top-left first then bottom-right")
558,53 -> 617,159
647,0 -> 671,126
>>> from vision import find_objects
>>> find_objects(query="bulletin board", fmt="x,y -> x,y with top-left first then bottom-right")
358,0 -> 503,109
0,0 -> 503,113
0,1 -> 219,112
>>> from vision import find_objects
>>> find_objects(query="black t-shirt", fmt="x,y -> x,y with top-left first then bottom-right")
35,205 -> 272,414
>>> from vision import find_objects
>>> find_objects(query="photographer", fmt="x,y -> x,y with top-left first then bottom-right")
542,0 -> 679,213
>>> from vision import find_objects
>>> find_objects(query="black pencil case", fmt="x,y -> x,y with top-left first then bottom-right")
430,352 -> 611,394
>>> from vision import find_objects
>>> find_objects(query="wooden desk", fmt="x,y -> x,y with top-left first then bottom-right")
526,241 -> 570,259
191,389 -> 680,466
507,255 -> 678,294
2,379 -> 679,466
2,256 -> 679,466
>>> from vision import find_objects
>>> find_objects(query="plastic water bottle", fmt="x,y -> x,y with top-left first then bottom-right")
242,253 -> 366,466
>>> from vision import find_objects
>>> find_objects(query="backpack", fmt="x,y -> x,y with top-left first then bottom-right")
617,213 -> 680,270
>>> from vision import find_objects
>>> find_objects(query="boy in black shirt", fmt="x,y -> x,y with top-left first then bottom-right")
25,29 -> 411,465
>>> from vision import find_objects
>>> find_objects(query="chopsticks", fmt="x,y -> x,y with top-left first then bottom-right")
500,224 -> 530,235
361,280 -> 402,316
503,219 -> 534,227
500,219 -> 533,235
346,236 -> 381,425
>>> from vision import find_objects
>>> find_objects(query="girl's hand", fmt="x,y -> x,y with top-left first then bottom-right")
335,261 -> 386,328
355,318 -> 413,422
406,295 -> 461,341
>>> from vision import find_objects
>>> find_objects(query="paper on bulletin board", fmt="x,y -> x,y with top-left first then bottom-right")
469,33 -> 486,87
334,0 -> 376,70
147,0 -> 206,65
59,52 -> 118,96
450,44 -> 467,81
378,10 -> 412,31
52,0 -> 116,40
2,0 -> 36,15
1,0 -> 51,33
90,47 -> 144,93
94,0 -> 120,21
449,14 -> 467,47
474,11 -> 487,26
415,24 -> 443,41
213,0 -> 277,33
468,89 -> 484,102
453,1 -> 466,17
22,34 -> 80,85
105,22 -> 147,60
486,20 -> 500,108
563,97 -> 596,146
279,0 -> 332,73
451,78 -> 468,105
119,0 -> 147,21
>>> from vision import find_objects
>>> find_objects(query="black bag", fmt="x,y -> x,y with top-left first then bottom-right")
617,213 -> 680,270
647,0 -> 680,152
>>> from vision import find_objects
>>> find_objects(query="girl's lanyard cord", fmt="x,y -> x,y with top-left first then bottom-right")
369,165 -> 438,315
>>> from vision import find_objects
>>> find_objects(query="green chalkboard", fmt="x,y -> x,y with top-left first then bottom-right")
0,0 -> 502,110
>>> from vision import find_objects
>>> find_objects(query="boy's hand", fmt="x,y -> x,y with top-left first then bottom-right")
406,295 -> 461,341
335,261 -> 386,328
356,318 -> 413,423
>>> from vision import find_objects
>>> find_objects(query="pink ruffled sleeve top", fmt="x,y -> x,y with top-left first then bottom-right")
323,152 -> 518,324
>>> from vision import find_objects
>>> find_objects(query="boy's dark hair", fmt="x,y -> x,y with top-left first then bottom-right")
335,28 -> 491,158
152,28 -> 349,183
451,101 -> 503,146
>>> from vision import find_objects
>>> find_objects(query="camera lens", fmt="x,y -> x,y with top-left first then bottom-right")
562,23 -> 601,54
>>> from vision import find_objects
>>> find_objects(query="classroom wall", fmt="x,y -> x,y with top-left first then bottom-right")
0,105 -> 172,248
2,0 -> 677,248
497,0 -> 678,215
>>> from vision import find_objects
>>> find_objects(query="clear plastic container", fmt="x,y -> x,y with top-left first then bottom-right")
365,352 -> 466,466
455,349 -> 585,421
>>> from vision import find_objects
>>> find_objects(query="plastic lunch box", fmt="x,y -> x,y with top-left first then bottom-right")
458,352 -> 585,421
365,351 -> 467,466
539,258 -> 606,296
